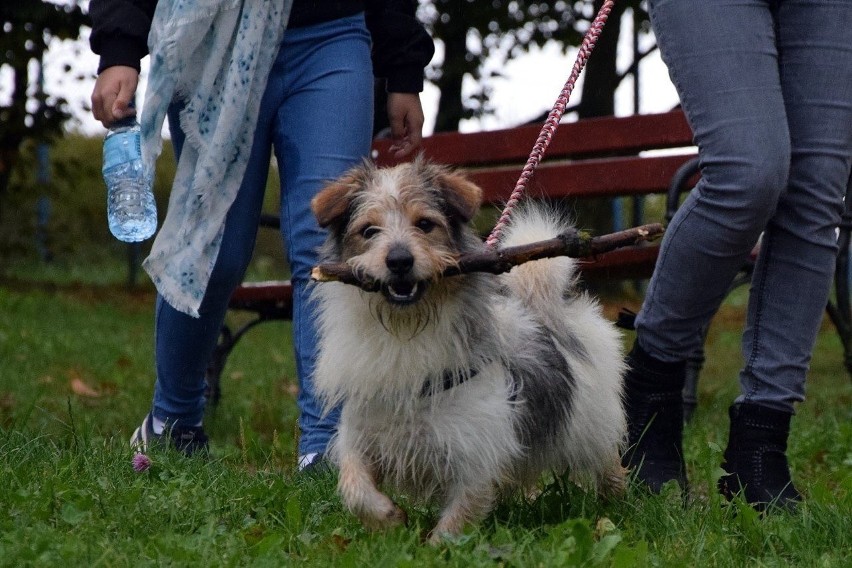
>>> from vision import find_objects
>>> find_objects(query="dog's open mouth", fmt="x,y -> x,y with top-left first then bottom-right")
382,280 -> 427,305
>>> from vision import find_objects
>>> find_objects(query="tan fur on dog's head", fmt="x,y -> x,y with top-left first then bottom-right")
312,157 -> 484,308
312,157 -> 481,229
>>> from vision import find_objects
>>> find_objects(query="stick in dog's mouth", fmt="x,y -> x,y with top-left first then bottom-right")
311,222 -> 665,291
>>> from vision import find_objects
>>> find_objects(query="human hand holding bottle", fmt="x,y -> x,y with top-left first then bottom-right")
93,65 -> 156,242
91,65 -> 139,128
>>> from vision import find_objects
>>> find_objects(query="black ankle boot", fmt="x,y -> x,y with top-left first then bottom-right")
621,342 -> 688,492
718,403 -> 802,512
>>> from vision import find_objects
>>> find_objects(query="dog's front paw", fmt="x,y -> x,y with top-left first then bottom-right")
357,499 -> 408,531
427,515 -> 469,544
427,528 -> 455,545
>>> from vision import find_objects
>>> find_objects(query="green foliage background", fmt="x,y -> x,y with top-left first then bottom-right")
0,134 -> 287,286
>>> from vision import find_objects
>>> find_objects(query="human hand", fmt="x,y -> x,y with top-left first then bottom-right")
386,92 -> 425,159
91,65 -> 139,128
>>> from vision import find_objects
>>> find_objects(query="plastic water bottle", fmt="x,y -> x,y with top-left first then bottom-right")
102,117 -> 157,242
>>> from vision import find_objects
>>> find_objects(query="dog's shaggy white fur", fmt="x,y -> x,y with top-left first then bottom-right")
310,158 -> 627,540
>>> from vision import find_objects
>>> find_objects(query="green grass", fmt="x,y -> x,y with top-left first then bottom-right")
0,134 -> 850,564
1,264 -> 850,566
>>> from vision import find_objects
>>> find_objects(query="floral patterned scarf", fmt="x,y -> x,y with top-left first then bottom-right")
139,0 -> 292,317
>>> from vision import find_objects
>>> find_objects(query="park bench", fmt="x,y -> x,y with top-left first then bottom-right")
205,109 -> 852,409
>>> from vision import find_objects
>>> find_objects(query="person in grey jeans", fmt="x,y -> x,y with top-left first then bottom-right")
622,0 -> 852,511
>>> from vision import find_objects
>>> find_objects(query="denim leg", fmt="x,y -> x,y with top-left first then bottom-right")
639,0 -> 852,410
637,0 -> 791,362
270,15 -> 374,455
151,93 -> 276,427
738,1 -> 852,411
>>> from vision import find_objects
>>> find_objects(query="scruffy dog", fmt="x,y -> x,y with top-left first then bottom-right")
310,158 -> 627,541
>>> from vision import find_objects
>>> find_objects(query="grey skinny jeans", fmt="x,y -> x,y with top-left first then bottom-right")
636,0 -> 852,412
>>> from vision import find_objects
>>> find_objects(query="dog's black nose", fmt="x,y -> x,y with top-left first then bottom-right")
386,244 -> 414,275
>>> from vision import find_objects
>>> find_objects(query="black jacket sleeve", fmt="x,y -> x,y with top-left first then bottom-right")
365,0 -> 434,93
88,0 -> 158,73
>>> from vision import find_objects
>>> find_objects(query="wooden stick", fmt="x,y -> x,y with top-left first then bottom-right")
311,223 -> 664,292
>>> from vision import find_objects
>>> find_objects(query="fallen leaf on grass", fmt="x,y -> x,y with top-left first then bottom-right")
1,392 -> 15,410
284,383 -> 299,397
70,377 -> 100,398
331,533 -> 351,552
595,517 -> 617,538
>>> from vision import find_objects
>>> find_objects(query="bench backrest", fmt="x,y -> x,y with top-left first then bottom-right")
371,110 -> 697,206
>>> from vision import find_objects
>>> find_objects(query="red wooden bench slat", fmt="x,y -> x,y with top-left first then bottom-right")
373,111 -> 694,168
229,280 -> 292,311
469,153 -> 697,203
579,245 -> 660,280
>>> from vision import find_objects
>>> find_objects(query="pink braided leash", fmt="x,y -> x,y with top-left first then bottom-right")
485,0 -> 616,249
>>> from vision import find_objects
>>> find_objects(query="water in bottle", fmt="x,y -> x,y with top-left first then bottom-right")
102,118 -> 157,242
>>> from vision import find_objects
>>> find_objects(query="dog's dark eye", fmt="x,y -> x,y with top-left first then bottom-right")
415,218 -> 436,233
360,225 -> 380,239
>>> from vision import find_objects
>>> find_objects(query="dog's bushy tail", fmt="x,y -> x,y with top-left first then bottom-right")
497,203 -> 581,311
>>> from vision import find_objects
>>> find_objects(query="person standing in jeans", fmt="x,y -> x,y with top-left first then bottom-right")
88,0 -> 434,470
622,0 -> 852,510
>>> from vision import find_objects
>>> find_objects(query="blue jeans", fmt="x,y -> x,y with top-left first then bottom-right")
637,0 -> 852,412
151,14 -> 374,455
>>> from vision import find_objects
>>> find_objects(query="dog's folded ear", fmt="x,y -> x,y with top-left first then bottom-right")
312,182 -> 351,228
312,164 -> 370,228
436,170 -> 482,223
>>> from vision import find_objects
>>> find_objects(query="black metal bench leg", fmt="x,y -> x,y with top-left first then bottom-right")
824,169 -> 852,379
205,325 -> 235,407
826,176 -> 852,379
204,316 -> 279,406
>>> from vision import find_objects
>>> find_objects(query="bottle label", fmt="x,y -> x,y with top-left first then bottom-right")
103,130 -> 143,172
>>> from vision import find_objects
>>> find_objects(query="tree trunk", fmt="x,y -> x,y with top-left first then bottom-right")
571,0 -> 629,294
576,0 -> 624,120
0,62 -> 29,216
432,19 -> 470,133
